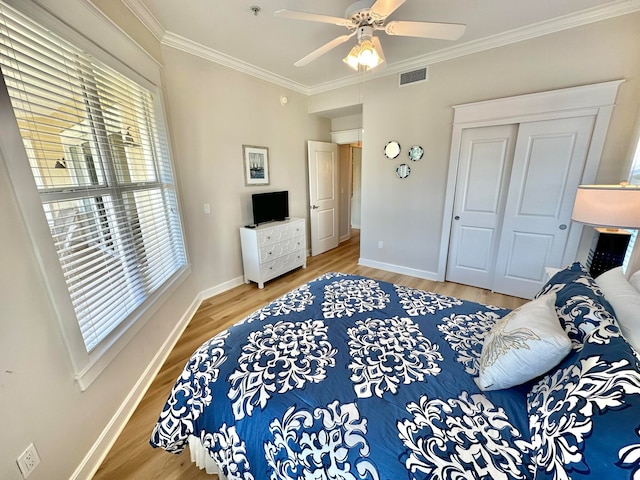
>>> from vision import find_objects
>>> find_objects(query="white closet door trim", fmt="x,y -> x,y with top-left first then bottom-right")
437,79 -> 624,282
451,80 -> 624,125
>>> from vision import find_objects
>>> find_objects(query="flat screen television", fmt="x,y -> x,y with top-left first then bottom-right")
252,190 -> 289,225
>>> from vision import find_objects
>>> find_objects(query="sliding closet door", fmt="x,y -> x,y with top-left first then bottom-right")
492,116 -> 595,298
446,125 -> 517,289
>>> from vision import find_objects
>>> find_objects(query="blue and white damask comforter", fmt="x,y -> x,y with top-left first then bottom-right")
151,267 -> 640,480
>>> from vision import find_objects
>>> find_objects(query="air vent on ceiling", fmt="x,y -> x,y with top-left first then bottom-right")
399,67 -> 429,87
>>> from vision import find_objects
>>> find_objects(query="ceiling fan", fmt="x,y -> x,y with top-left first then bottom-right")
275,0 -> 466,69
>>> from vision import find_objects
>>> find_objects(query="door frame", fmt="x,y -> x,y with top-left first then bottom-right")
437,80 -> 624,281
331,127 -> 363,242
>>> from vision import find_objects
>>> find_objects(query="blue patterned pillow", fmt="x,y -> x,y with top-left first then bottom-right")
535,262 -> 618,346
528,262 -> 640,479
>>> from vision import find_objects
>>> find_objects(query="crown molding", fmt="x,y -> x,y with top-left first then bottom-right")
118,0 -> 640,96
308,0 -> 640,94
121,0 -> 164,41
162,31 -> 311,95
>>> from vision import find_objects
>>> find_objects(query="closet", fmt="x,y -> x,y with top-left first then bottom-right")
440,81 -> 623,298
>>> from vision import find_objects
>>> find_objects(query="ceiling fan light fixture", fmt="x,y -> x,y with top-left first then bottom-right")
343,40 -> 383,71
279,0 -> 465,70
358,39 -> 382,69
343,45 -> 361,70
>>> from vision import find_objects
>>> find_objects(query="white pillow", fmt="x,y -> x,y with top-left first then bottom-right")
629,270 -> 640,294
596,267 -> 640,352
475,293 -> 571,391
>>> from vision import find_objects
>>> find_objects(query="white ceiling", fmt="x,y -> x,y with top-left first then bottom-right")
127,0 -> 639,94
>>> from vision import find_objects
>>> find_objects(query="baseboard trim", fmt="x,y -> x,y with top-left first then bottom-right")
339,233 -> 351,243
358,257 -> 439,281
72,294 -> 200,480
199,275 -> 245,301
73,275 -> 245,479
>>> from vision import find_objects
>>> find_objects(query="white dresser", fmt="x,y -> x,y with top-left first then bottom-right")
240,217 -> 306,288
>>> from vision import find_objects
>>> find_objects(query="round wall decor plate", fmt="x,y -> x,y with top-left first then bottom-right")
384,141 -> 401,159
408,145 -> 424,161
396,163 -> 411,179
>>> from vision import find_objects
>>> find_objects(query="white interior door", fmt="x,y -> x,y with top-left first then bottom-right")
493,116 -> 595,298
308,140 -> 339,256
446,125 -> 517,289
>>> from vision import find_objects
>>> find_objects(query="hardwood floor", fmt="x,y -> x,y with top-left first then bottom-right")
93,230 -> 526,479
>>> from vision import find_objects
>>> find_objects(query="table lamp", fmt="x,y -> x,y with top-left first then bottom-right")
571,183 -> 640,276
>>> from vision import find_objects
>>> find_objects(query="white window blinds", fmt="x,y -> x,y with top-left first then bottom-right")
0,3 -> 186,351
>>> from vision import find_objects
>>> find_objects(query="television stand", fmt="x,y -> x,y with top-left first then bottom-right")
239,217 -> 306,288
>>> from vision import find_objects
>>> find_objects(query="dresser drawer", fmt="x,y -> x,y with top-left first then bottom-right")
258,235 -> 304,263
257,221 -> 305,246
260,251 -> 306,280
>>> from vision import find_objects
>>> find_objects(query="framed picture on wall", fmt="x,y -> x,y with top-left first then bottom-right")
242,145 -> 270,186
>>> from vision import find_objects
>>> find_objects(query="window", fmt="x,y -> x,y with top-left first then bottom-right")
0,4 -> 186,367
623,135 -> 640,271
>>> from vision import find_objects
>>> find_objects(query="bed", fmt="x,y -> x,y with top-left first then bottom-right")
150,265 -> 640,479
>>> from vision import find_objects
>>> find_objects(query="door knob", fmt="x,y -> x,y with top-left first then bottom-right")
559,224 -> 567,230
311,205 -> 319,209
454,216 -> 460,220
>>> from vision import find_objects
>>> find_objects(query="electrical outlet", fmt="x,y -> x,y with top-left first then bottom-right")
378,241 -> 384,249
203,203 -> 211,214
16,443 -> 40,479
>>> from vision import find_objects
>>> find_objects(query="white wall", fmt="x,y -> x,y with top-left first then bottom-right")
311,12 -> 640,278
160,47 -> 330,290
331,114 -> 362,132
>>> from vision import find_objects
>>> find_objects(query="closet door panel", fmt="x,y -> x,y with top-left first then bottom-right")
493,116 -> 595,298
446,125 -> 517,289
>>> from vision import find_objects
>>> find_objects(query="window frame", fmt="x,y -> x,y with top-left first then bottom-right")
622,123 -> 640,273
0,1 -> 190,390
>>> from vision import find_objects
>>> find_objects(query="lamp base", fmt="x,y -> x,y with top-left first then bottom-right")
587,229 -> 632,277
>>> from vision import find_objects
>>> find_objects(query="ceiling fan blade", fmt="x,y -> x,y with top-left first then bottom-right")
385,20 -> 466,40
294,33 -> 355,67
274,9 -> 353,27
370,0 -> 406,19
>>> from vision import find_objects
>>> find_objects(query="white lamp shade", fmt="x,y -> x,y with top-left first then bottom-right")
571,184 -> 640,228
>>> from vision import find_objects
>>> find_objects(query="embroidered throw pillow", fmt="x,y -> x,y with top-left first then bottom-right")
475,293 -> 571,391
